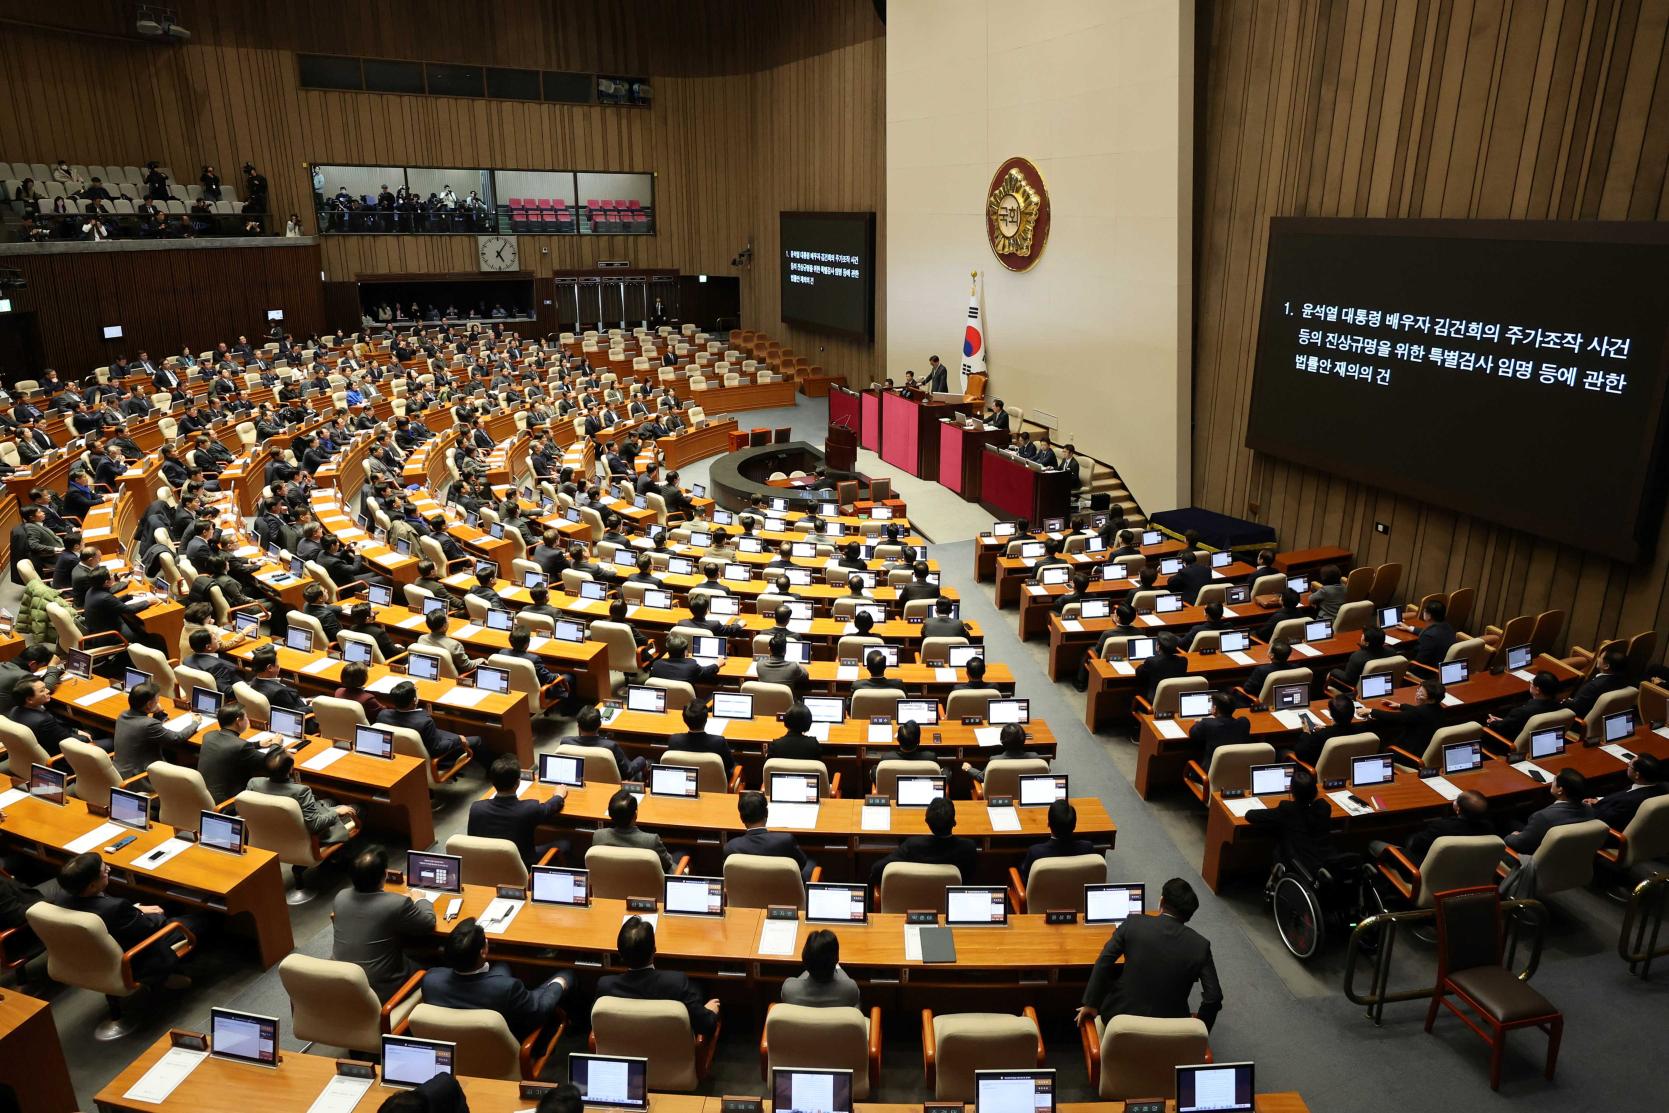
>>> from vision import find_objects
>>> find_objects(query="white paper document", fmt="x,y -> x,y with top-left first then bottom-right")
867,723 -> 892,743
1138,614 -> 1164,627
1026,586 -> 1048,597
1154,718 -> 1188,740
1424,776 -> 1463,802
766,803 -> 821,829
1600,743 -> 1638,763
1222,797 -> 1267,818
1110,661 -> 1135,677
164,713 -> 201,735
66,822 -> 126,855
303,1074 -> 376,1113
837,665 -> 859,682
788,620 -> 813,634
1511,760 -> 1553,783
860,804 -> 891,831
973,726 -> 1003,747
1328,790 -> 1374,817
903,923 -> 924,961
398,615 -> 426,629
1292,643 -> 1322,658
0,787 -> 27,809
367,674 -> 405,693
622,912 -> 658,930
1512,669 -> 1538,683
1441,693 -> 1463,708
1271,710 -> 1308,731
299,656 -> 336,674
122,1047 -> 208,1105
1060,619 -> 1084,633
73,685 -> 119,707
935,667 -> 957,683
437,687 -> 490,708
478,897 -> 525,935
302,747 -> 351,772
987,806 -> 1022,832
756,919 -> 799,956
130,837 -> 195,871
1227,651 -> 1257,666
455,623 -> 483,638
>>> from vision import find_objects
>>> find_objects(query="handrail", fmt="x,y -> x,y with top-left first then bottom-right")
1619,870 -> 1669,979
1343,899 -> 1547,1026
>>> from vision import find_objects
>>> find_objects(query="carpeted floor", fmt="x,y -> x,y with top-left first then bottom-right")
24,397 -> 1666,1111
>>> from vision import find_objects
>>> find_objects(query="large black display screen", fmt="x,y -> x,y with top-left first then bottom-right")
1247,219 -> 1669,560
780,211 -> 875,339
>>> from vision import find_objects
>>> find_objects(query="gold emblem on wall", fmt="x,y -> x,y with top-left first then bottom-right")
985,157 -> 1050,272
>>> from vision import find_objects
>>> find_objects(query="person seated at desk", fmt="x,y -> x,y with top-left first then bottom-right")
501,626 -> 567,698
318,534 -> 379,589
197,702 -> 264,803
649,632 -> 718,685
1369,789 -> 1493,865
82,566 -> 162,653
113,682 -> 203,778
1135,632 -> 1187,703
1017,799 -> 1097,882
724,790 -> 813,879
1255,588 -> 1313,643
1188,692 -> 1251,770
55,852 -> 200,990
593,789 -> 675,872
248,746 -> 359,845
424,915 -> 573,1039
302,583 -> 344,644
768,703 -> 823,761
782,928 -> 861,1009
1586,754 -> 1665,829
1506,768 -> 1594,854
249,645 -> 310,715
12,675 -> 106,756
183,627 -> 242,693
1486,671 -> 1562,745
961,722 -> 1041,782
667,702 -> 735,777
333,845 -> 437,1002
1013,431 -> 1038,461
0,645 -> 62,716
1306,564 -> 1348,623
377,680 -> 478,770
518,584 -> 565,625
342,605 -> 400,662
898,561 -> 940,604
11,505 -> 62,573
1328,626 -> 1396,690
1404,598 -> 1456,668
1170,550 -> 1212,605
835,542 -> 868,574
922,596 -> 970,641
870,796 -> 978,889
1368,678 -> 1445,757
755,630 -> 809,695
986,399 -> 1011,430
463,569 -> 500,610
684,594 -> 745,639
469,754 -> 568,866
853,650 -> 906,693
1564,645 -> 1629,718
416,609 -> 474,676
624,552 -> 662,588
596,916 -> 720,1035
1244,767 -> 1332,876
1075,877 -> 1222,1032
1240,639 -> 1294,706
1287,694 -> 1359,766
333,661 -> 388,720
1089,603 -> 1142,659
1182,601 -> 1233,650
947,656 -> 992,694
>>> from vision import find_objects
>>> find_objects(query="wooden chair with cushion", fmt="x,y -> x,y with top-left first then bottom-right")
760,1003 -> 882,1098
409,1002 -> 565,1081
1377,835 -> 1505,909
724,854 -> 818,909
1007,853 -> 1106,914
234,789 -> 349,904
1081,1014 -> 1211,1098
661,750 -> 742,794
761,757 -> 839,799
445,834 -> 537,888
878,862 -> 960,914
590,998 -> 719,1091
26,902 -> 197,1040
585,845 -> 689,901
874,759 -> 943,799
279,953 -> 422,1055
921,1007 -> 1044,1100
1184,742 -> 1276,804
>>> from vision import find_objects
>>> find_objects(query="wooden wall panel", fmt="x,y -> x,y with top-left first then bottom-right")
0,0 -> 884,384
1195,0 -> 1669,659
0,242 -> 325,374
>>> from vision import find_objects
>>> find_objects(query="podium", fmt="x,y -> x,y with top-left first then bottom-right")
980,444 -> 1073,523
938,417 -> 1009,501
825,423 -> 858,473
880,389 -> 974,477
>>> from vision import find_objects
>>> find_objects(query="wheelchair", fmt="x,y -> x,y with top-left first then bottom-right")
1265,850 -> 1385,960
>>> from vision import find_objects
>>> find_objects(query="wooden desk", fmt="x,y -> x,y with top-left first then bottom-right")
1017,563 -> 1255,642
0,991 -> 76,1113
359,605 -> 610,706
658,419 -> 740,470
0,776 -> 293,966
937,418 -> 1009,501
981,446 -> 1072,524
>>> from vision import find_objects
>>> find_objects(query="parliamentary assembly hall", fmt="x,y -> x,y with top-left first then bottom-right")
0,1 -> 1666,1111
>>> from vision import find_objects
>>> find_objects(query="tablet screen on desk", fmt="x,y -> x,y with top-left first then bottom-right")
1250,763 -> 1295,797
988,698 -> 1029,724
569,1054 -> 648,1110
975,1070 -> 1055,1113
1176,1062 -> 1254,1113
109,786 -> 150,830
897,699 -> 938,725
772,1068 -> 854,1113
530,865 -> 588,906
199,811 -> 245,854
1305,620 -> 1333,642
191,686 -> 223,716
1016,774 -> 1068,807
233,612 -> 261,637
522,571 -> 549,590
946,645 -> 982,668
354,725 -> 395,759
713,691 -> 754,720
649,764 -> 700,798
269,706 -> 305,742
210,1008 -> 278,1067
626,686 -> 664,714
664,875 -> 724,916
643,589 -> 675,609
1506,644 -> 1533,671
1219,630 -> 1250,653
946,886 -> 1007,926
538,752 -> 583,786
475,664 -> 510,694
1177,691 -> 1216,719
1440,660 -> 1469,686
770,772 -> 820,803
1350,754 -> 1395,788
1358,673 -> 1393,700
1605,708 -> 1637,742
1085,883 -> 1145,925
407,651 -> 442,681
406,850 -> 462,893
381,1035 -> 454,1089
555,620 -> 588,642
1442,740 -> 1483,775
895,775 -> 946,807
485,608 -> 513,632
806,882 -> 868,923
805,696 -> 845,724
1079,598 -> 1111,620
1528,728 -> 1566,760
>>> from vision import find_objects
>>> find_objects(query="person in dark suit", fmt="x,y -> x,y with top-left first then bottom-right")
1245,768 -> 1333,876
1182,602 -> 1233,650
986,400 -> 1011,430
1255,589 -> 1313,643
897,561 -> 940,604
596,916 -> 720,1034
1169,550 -> 1212,605
113,683 -> 205,778
1486,671 -> 1563,747
593,789 -> 678,871
648,632 -> 718,685
852,650 -> 907,692
63,468 -> 99,520
666,703 -> 734,777
11,676 -> 102,756
922,596 -> 969,641
926,355 -> 949,392
1506,769 -> 1594,853
1076,877 -> 1222,1031
1585,754 -> 1665,829
1092,603 -> 1142,659
768,703 -> 823,761
377,680 -> 475,767
1368,678 -> 1446,760
1564,645 -> 1629,718
561,709 -> 646,782
248,645 -> 309,713
1059,444 -> 1082,490
56,852 -> 199,987
423,916 -> 572,1039
1240,640 -> 1295,706
1406,599 -> 1456,668
1189,692 -> 1252,770
869,796 -> 978,890
960,722 -> 1041,783
197,702 -> 265,802
332,845 -> 438,1002
1286,694 -> 1362,766
468,755 -> 568,865
1371,790 -> 1494,866
724,791 -> 813,879
1017,799 -> 1097,882
1327,627 -> 1396,690
1134,632 -> 1188,702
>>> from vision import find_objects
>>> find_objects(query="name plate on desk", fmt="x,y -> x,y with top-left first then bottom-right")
925,1103 -> 967,1113
337,1060 -> 377,1080
722,1099 -> 764,1113
496,884 -> 527,901
767,905 -> 799,921
522,1082 -> 559,1101
1044,910 -> 1078,925
987,795 -> 1014,808
906,909 -> 939,925
626,896 -> 657,913
865,795 -> 889,808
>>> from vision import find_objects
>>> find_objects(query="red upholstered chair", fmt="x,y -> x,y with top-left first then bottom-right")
507,197 -> 523,208
628,199 -> 642,210
749,428 -> 771,448
1424,885 -> 1562,1090
537,198 -> 554,210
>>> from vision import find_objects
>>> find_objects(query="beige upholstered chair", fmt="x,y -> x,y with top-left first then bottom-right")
922,1008 -> 1043,1099
742,681 -> 795,716
61,739 -> 133,809
1600,794 -> 1669,875
1185,742 -> 1277,803
1247,666 -> 1313,706
586,845 -> 671,901
760,1003 -> 882,1099
446,834 -> 532,887
874,759 -> 942,799
1146,675 -> 1208,716
1580,687 -> 1638,741
231,680 -> 272,727
1083,1014 -> 1211,1098
556,744 -> 622,785
147,761 -> 217,831
591,997 -> 719,1091
126,643 -> 179,698
0,716 -> 57,772
920,637 -> 968,665
235,789 -> 346,904
1311,732 -> 1382,782
976,758 -> 1050,799
1395,722 -> 1482,770
878,862 -> 960,913
311,695 -> 370,742
723,854 -> 809,909
761,757 -> 837,799
26,902 -> 197,1040
279,953 -> 422,1055
945,688 -> 1001,720
662,750 -> 733,793
1009,853 -> 1106,914
409,1002 -> 564,1081
646,677 -> 697,710
1510,819 -> 1609,899
173,664 -> 222,705
1501,709 -> 1575,756
1377,835 -> 1505,908
851,688 -> 904,719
